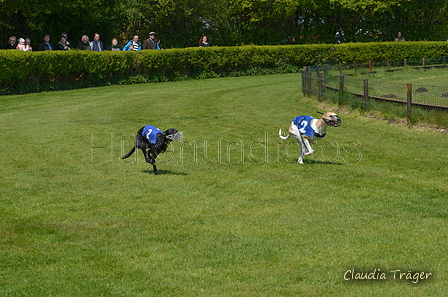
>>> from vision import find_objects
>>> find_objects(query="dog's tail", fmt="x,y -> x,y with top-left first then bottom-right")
278,128 -> 290,140
122,147 -> 136,159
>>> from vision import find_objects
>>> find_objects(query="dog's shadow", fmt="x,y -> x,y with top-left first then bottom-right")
141,169 -> 189,175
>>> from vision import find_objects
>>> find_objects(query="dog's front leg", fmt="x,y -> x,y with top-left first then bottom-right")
143,149 -> 154,164
144,143 -> 157,165
153,164 -> 158,175
296,135 -> 313,164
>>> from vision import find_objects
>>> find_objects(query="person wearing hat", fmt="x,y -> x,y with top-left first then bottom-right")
16,38 -> 26,50
143,32 -> 161,50
61,32 -> 70,47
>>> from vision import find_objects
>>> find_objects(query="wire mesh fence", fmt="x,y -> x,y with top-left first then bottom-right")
321,76 -> 448,108
302,59 -> 448,126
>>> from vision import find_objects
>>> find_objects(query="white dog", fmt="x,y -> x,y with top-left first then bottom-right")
278,112 -> 341,164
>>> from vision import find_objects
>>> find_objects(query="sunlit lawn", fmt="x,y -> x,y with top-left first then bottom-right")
1,74 -> 447,296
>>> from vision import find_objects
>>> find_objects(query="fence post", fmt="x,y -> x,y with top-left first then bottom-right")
369,60 -> 373,73
301,66 -> 307,96
407,83 -> 412,125
404,58 -> 407,67
318,73 -> 323,101
339,75 -> 344,106
363,79 -> 369,110
422,58 -> 426,67
307,66 -> 312,97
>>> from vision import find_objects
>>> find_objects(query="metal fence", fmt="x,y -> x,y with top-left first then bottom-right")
301,60 -> 448,126
321,76 -> 448,108
302,60 -> 448,110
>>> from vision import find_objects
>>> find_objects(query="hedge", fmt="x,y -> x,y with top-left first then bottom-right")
1,42 -> 448,95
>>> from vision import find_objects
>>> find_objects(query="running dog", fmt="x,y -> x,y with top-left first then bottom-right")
278,112 -> 341,164
122,125 -> 182,175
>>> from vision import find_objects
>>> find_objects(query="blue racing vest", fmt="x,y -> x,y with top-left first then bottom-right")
293,115 -> 317,138
142,125 -> 162,144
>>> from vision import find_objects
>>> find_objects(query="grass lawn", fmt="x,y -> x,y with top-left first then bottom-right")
1,74 -> 447,296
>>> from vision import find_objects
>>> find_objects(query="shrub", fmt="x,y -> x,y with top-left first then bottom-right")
1,42 -> 447,94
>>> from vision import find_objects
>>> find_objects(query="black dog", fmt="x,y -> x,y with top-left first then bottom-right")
122,125 -> 182,175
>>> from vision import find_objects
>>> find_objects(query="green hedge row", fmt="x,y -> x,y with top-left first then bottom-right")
1,42 -> 448,94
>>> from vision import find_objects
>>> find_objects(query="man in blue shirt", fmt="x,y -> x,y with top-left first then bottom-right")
38,34 -> 53,51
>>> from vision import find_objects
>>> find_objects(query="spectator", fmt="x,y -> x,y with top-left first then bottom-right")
106,38 -> 122,51
90,33 -> 104,51
123,35 -> 141,51
198,35 -> 210,47
143,32 -> 160,50
5,36 -> 17,50
16,38 -> 27,50
56,36 -> 71,50
24,38 -> 32,51
394,32 -> 406,42
38,34 -> 53,51
60,32 -> 70,47
77,35 -> 91,50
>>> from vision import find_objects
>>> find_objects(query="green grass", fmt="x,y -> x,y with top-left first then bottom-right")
1,74 -> 447,296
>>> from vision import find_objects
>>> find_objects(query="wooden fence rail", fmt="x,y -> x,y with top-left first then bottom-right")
302,61 -> 448,125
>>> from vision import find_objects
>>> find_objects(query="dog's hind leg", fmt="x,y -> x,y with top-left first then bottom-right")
153,164 -> 158,175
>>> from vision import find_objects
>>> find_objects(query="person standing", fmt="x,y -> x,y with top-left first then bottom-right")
198,35 -> 210,47
106,38 -> 122,51
24,38 -> 32,51
5,36 -> 17,49
77,35 -> 91,50
123,35 -> 141,51
16,38 -> 26,50
38,34 -> 53,51
143,32 -> 160,50
56,36 -> 71,50
394,32 -> 406,42
90,33 -> 104,51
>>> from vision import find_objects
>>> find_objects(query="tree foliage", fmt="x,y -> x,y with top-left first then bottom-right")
1,0 -> 447,49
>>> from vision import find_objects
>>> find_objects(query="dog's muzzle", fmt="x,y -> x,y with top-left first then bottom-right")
166,131 -> 183,141
325,117 -> 341,127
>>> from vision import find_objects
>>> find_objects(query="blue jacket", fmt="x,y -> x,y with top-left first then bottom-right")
123,40 -> 142,51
